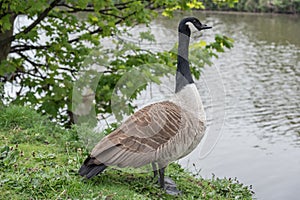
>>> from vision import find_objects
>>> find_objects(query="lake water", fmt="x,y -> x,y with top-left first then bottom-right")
131,12 -> 300,199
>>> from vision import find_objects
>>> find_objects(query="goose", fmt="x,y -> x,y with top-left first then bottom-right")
79,17 -> 211,194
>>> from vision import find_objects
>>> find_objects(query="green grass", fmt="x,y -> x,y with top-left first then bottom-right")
0,105 -> 254,199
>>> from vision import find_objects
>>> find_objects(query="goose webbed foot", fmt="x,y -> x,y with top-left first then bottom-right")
160,176 -> 182,195
153,164 -> 181,196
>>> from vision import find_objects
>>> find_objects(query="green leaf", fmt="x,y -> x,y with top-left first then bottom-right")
77,0 -> 89,8
0,14 -> 12,31
139,31 -> 156,42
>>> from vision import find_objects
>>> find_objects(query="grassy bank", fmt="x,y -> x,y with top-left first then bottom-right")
0,105 -> 254,199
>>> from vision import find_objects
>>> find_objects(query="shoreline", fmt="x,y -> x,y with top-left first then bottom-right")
199,9 -> 300,16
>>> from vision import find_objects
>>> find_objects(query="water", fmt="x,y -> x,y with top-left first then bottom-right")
134,12 -> 300,199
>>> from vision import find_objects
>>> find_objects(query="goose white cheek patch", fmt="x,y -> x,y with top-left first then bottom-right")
185,21 -> 198,32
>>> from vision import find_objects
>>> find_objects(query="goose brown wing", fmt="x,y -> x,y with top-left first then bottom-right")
90,101 -> 182,168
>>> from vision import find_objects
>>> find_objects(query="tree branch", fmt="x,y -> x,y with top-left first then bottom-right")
17,52 -> 48,79
0,0 -> 61,47
10,44 -> 50,53
57,3 -> 94,13
10,1 -> 155,54
57,1 -> 137,13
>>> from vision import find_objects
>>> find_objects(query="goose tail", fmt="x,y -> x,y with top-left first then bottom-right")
78,156 -> 107,179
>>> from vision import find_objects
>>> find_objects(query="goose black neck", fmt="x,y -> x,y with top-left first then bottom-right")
175,24 -> 194,93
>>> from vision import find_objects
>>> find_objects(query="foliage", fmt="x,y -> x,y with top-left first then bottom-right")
0,105 -> 254,199
0,0 -> 234,126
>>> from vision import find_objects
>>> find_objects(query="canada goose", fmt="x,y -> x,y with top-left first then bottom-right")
79,17 -> 211,194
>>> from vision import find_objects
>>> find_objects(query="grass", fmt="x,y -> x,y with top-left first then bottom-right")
0,105 -> 254,199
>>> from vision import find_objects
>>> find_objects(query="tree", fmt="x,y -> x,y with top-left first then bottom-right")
0,0 -> 234,126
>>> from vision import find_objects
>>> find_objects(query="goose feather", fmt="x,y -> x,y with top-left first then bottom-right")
87,99 -> 205,169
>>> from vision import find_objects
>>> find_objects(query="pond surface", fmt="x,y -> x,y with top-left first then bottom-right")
135,12 -> 300,199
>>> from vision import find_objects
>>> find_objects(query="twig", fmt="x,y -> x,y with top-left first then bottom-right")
0,0 -> 61,47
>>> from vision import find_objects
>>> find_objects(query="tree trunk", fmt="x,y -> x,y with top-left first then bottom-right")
0,13 -> 16,63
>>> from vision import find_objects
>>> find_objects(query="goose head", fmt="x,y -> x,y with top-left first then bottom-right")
175,17 -> 212,93
178,17 -> 212,36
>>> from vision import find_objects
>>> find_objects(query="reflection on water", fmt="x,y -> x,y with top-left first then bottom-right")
249,43 -> 300,144
204,12 -> 300,146
139,12 -> 300,199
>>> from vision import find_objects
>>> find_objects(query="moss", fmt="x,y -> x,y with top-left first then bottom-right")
0,105 -> 254,199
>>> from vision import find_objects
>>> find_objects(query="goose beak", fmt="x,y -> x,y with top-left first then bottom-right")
199,24 -> 212,31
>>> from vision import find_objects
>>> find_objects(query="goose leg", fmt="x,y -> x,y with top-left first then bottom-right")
158,166 -> 166,189
151,162 -> 158,178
